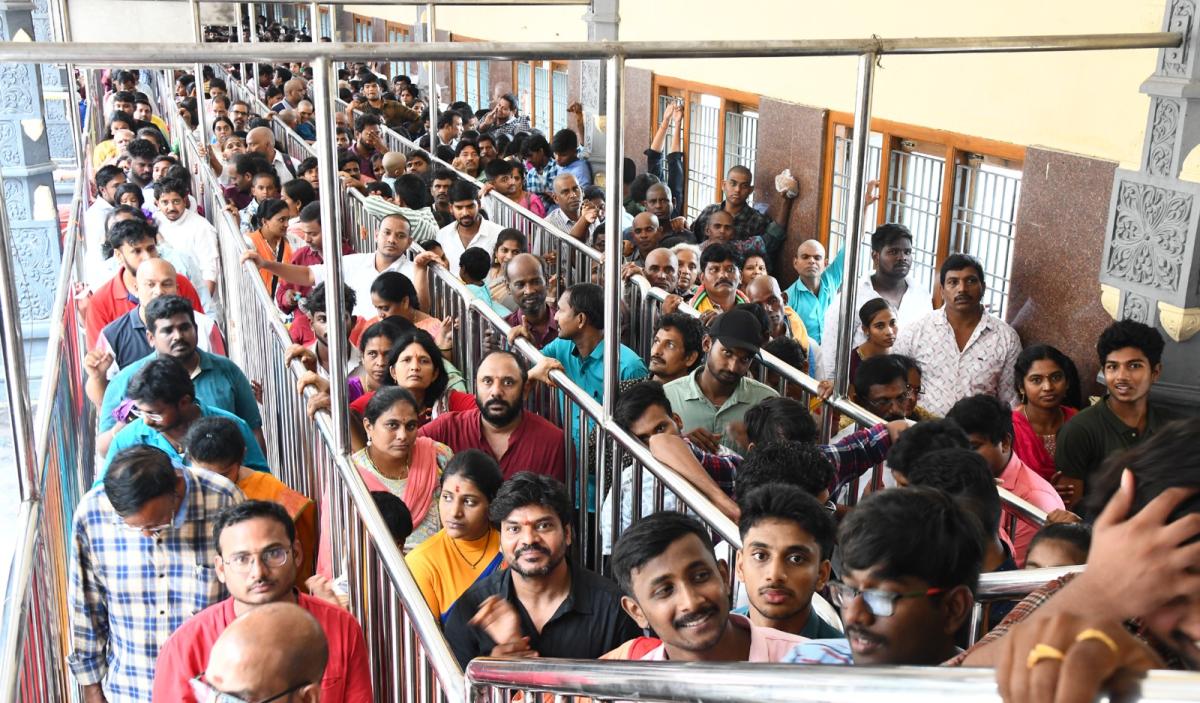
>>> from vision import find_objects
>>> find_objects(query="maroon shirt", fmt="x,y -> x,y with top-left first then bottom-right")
504,305 -> 559,349
418,406 -> 566,481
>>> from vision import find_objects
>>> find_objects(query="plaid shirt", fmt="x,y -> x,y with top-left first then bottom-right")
826,422 -> 894,494
489,114 -> 532,138
68,467 -> 244,702
524,159 -> 560,198
945,572 -> 1183,669
691,201 -> 773,243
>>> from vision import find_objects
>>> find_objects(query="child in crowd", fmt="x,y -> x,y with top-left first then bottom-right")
459,247 -> 510,316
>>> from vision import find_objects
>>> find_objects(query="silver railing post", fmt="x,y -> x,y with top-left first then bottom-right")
0,180 -> 39,502
249,0 -> 259,98
828,52 -> 876,415
237,0 -> 245,43
313,55 -> 350,455
192,0 -> 209,155
310,1 -> 320,41
86,66 -> 104,152
601,52 -> 623,420
425,2 -> 438,149
48,0 -> 84,167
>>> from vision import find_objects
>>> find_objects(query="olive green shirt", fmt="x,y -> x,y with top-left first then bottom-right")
663,367 -> 779,454
1055,396 -> 1179,481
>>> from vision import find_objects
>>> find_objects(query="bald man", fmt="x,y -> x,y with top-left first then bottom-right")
690,164 -> 798,255
503,253 -> 558,348
782,239 -> 846,346
272,77 -> 308,112
198,602 -> 328,703
621,247 -> 678,294
746,274 -> 810,353
246,126 -> 296,185
90,259 -> 225,403
629,211 -> 663,263
380,151 -> 406,181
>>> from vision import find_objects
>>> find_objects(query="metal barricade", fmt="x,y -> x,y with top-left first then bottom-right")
466,657 -> 1200,703
182,125 -> 465,703
0,148 -> 93,702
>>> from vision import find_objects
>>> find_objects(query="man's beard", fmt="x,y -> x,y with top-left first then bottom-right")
478,396 -> 522,426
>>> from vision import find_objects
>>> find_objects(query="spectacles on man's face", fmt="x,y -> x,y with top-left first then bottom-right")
827,580 -> 945,618
129,406 -> 165,423
219,545 -> 291,573
190,674 -> 312,703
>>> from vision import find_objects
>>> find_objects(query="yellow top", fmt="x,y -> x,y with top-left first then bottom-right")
405,527 -> 503,622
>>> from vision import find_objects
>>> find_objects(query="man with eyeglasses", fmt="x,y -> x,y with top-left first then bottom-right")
228,100 -> 252,133
68,445 -> 243,703
294,99 -> 317,142
192,603 -> 328,703
784,486 -> 983,666
153,501 -> 372,702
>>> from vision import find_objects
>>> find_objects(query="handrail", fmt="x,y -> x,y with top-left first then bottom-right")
0,33 -> 1182,64
466,658 -> 1200,702
975,565 -> 1084,601
181,119 -> 467,703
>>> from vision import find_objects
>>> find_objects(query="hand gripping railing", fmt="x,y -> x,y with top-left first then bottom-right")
465,657 -> 1200,703
0,138 -> 94,702
182,128 -> 466,703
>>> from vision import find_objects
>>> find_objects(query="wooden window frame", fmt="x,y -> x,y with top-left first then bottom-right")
512,60 -> 569,135
385,22 -> 416,79
351,13 -> 374,42
817,112 -> 1025,307
448,34 -> 490,109
650,74 -> 760,217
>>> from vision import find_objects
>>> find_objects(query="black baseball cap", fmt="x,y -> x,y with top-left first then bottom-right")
707,309 -> 763,354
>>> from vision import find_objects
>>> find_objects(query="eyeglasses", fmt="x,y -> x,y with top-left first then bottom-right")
219,546 -> 291,573
190,674 -> 313,703
128,406 -> 165,423
118,491 -> 182,536
827,581 -> 945,617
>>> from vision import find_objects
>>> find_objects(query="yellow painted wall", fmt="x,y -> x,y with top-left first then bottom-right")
349,0 -> 1175,173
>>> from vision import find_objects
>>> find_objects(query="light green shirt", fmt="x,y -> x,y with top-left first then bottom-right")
663,368 -> 779,454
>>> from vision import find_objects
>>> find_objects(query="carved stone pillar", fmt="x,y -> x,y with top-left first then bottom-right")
0,1 -> 62,394
30,0 -> 72,163
1100,0 -> 1200,409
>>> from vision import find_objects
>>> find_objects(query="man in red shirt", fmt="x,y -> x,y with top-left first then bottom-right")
420,349 -> 565,481
152,501 -> 372,702
86,217 -> 204,349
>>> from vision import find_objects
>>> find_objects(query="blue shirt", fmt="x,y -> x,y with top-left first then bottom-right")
540,337 -> 648,407
99,403 -> 269,484
783,245 -> 846,345
465,282 -> 511,317
560,155 -> 593,188
99,350 -> 262,433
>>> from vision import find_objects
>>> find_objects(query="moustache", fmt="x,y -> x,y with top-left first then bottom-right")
672,604 -> 719,630
515,545 -> 550,559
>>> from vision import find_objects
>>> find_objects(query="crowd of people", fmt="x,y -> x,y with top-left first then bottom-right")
66,46 -> 1198,703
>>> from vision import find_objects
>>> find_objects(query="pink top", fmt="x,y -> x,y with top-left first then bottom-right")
1011,406 -> 1077,481
1000,452 -> 1065,566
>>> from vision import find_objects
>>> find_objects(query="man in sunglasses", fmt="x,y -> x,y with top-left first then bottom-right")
68,446 -> 243,703
153,501 -> 371,702
784,486 -> 983,665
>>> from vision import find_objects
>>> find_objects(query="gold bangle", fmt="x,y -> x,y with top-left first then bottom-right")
1075,628 -> 1119,654
1026,643 -> 1066,669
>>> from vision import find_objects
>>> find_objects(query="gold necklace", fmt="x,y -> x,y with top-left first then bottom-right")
449,529 -> 492,569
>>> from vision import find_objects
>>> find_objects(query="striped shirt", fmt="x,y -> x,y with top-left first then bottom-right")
67,467 -> 244,702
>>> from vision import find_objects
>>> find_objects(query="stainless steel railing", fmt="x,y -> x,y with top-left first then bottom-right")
182,123 -> 465,703
0,140 -> 93,702
466,657 -> 1200,702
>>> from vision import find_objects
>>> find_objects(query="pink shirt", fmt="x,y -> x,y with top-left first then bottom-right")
1000,452 -> 1065,566
152,593 -> 373,703
639,614 -> 805,662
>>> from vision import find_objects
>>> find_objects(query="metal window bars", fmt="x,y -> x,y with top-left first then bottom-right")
0,28 -> 1190,702
952,160 -> 1023,317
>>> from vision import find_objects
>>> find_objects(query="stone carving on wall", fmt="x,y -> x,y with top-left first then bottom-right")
0,120 -> 20,167
1122,291 -> 1152,324
1147,98 -> 1181,177
11,225 -> 57,321
3,178 -> 29,221
1162,0 -> 1196,76
1107,179 -> 1189,293
0,64 -> 36,115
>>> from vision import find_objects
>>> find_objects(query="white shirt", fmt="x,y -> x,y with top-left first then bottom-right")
435,218 -> 506,276
308,252 -> 415,320
83,199 -> 115,290
816,275 -> 933,380
270,150 -> 296,185
892,307 -> 1023,416
154,209 -> 220,284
